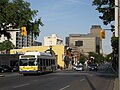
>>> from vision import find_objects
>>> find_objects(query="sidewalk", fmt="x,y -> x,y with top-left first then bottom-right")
103,63 -> 118,90
111,67 -> 118,90
113,77 -> 118,90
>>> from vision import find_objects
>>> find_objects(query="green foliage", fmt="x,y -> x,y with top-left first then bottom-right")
105,53 -> 112,62
88,52 -> 105,63
0,0 -> 44,39
92,0 -> 114,25
92,0 -> 117,52
79,54 -> 86,64
0,43 -> 3,51
0,40 -> 15,51
92,0 -> 118,72
111,36 -> 118,50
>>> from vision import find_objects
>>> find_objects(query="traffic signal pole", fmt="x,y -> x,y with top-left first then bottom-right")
115,0 -> 119,89
118,0 -> 120,89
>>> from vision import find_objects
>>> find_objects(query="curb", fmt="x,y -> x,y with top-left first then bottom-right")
0,74 -> 5,77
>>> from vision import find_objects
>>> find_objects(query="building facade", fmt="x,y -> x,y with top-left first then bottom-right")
16,32 -> 34,48
66,25 -> 102,55
33,41 -> 42,46
90,25 -> 102,53
69,34 -> 100,54
0,29 -> 34,49
90,25 -> 102,37
0,30 -> 17,46
44,34 -> 63,46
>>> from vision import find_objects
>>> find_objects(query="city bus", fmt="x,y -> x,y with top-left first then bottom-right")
19,51 -> 57,75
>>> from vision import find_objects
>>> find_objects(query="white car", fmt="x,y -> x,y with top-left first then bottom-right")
74,65 -> 84,71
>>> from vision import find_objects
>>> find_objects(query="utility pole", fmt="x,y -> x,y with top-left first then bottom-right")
115,0 -> 119,37
118,0 -> 120,89
115,0 -> 120,89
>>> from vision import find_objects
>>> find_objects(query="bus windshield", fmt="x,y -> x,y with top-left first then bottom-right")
20,58 -> 37,66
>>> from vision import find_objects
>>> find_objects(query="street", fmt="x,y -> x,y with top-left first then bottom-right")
0,63 -> 115,90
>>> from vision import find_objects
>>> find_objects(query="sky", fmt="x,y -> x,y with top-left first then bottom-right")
25,0 -> 113,54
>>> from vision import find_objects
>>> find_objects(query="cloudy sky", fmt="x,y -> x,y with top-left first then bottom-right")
25,0 -> 113,54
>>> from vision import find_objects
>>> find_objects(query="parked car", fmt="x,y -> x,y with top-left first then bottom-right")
74,65 -> 84,71
0,65 -> 14,72
72,64 -> 76,70
0,66 -> 5,73
11,66 -> 19,72
88,64 -> 98,71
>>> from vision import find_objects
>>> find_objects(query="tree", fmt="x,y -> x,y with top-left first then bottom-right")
105,53 -> 112,62
0,0 -> 44,39
92,0 -> 114,26
111,36 -> 118,53
92,0 -> 118,72
88,52 -> 105,63
92,0 -> 118,52
79,54 -> 86,65
0,40 -> 15,51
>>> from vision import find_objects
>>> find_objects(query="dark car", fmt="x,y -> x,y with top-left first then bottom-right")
11,66 -> 19,72
88,64 -> 98,71
0,66 -> 5,73
0,65 -> 14,72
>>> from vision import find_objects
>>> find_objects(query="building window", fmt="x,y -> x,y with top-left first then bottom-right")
75,40 -> 83,47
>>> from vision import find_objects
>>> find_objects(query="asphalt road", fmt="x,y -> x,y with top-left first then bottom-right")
0,63 -> 115,90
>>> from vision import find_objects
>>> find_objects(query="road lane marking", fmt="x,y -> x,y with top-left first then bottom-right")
80,78 -> 85,81
90,74 -> 93,77
59,85 -> 70,90
33,80 -> 39,82
50,77 -> 56,80
13,83 -> 30,88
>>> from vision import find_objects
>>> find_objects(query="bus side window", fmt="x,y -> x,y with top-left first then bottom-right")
50,59 -> 52,66
40,58 -> 43,66
43,59 -> 45,66
51,59 -> 53,65
37,58 -> 40,65
46,59 -> 49,66
49,59 -> 51,66
53,59 -> 55,64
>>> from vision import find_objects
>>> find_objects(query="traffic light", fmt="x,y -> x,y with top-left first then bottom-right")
21,27 -> 27,36
100,30 -> 105,39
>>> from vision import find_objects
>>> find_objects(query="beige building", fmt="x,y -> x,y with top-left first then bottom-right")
66,25 -> 102,55
44,34 -> 63,46
90,25 -> 103,53
90,25 -> 102,37
69,34 -> 100,54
